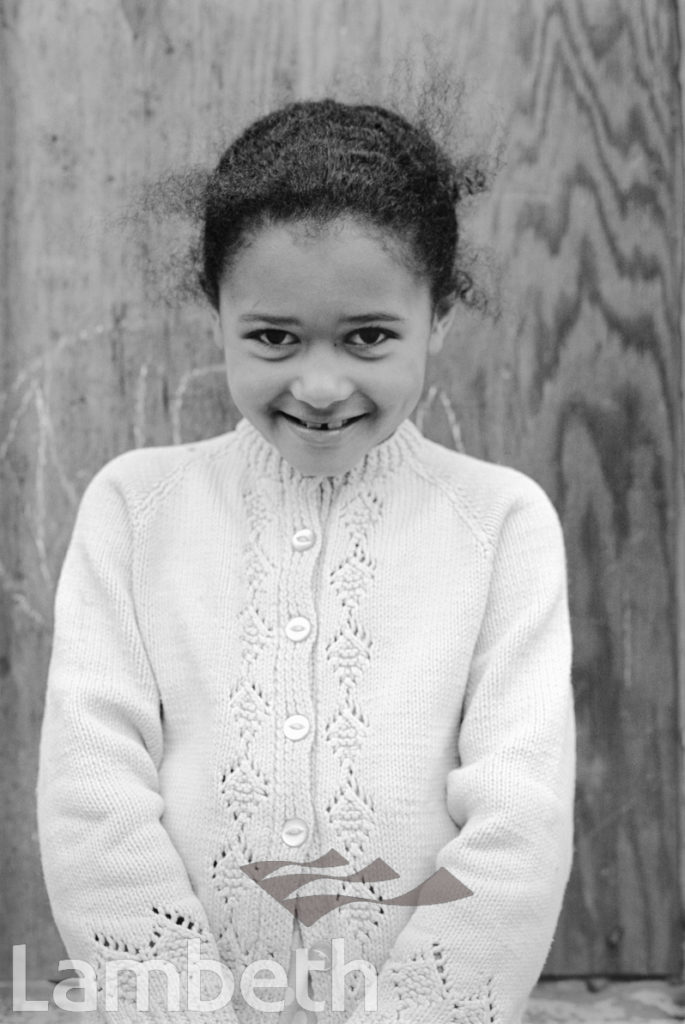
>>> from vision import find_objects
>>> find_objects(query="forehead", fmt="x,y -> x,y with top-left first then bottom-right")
219,216 -> 430,314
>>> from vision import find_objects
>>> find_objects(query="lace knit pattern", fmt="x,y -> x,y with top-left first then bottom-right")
363,942 -> 502,1024
322,480 -> 388,1005
212,475 -> 275,972
91,903 -> 228,1021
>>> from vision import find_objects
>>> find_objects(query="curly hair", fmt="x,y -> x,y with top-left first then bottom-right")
199,98 -> 487,316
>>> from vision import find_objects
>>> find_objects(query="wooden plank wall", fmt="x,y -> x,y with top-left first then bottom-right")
0,0 -> 682,981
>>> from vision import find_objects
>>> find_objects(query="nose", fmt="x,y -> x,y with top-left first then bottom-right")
289,346 -> 355,408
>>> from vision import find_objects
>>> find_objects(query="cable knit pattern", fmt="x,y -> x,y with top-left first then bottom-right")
36,416 -> 575,1024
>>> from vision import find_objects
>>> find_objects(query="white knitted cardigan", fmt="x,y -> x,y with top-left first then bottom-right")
37,416 -> 575,1024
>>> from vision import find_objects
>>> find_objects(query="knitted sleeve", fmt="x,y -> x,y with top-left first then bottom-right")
345,486 -> 575,1024
36,464 -> 239,1024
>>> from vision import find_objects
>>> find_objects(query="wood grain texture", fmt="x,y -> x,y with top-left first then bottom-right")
494,1 -> 681,977
0,0 -> 681,980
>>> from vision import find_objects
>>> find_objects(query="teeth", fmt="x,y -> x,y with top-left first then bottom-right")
287,413 -> 361,431
301,418 -> 350,430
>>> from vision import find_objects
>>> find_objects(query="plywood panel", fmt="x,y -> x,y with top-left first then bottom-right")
488,1 -> 681,977
424,0 -> 682,977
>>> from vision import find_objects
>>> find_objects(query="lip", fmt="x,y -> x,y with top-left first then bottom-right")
279,410 -> 367,441
280,410 -> 367,428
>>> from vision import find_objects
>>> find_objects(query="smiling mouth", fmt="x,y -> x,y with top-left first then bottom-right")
280,411 -> 366,431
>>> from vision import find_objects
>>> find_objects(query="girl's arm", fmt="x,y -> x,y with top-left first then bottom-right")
347,485 -> 575,1024
36,465 -> 241,1024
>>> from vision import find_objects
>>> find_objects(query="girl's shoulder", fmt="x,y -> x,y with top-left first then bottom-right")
410,430 -> 562,550
79,429 -> 241,516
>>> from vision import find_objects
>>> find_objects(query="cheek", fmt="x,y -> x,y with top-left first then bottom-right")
378,348 -> 429,402
222,349 -> 254,398
223,349 -> 285,406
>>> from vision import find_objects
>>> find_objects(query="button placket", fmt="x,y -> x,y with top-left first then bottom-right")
279,485 -> 329,857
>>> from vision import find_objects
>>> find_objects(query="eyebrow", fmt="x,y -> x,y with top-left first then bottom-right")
238,312 -> 407,325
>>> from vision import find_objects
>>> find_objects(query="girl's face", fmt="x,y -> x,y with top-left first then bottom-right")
215,216 -> 455,477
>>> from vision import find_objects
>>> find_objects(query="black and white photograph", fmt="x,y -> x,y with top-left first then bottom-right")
0,2 -> 682,1022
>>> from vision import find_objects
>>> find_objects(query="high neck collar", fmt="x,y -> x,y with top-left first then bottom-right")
234,416 -> 423,491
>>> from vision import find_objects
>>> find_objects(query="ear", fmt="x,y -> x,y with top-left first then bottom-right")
428,300 -> 457,356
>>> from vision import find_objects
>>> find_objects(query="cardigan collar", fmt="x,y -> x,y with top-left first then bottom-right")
233,415 -> 423,493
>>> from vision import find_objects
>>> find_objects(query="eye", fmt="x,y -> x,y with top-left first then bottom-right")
248,329 -> 298,347
347,327 -> 395,348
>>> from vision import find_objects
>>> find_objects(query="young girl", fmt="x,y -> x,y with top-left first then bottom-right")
37,99 -> 575,1024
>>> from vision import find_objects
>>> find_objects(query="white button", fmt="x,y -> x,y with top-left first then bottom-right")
284,714 -> 310,741
282,818 -> 308,846
285,616 -> 311,642
292,528 -> 315,551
